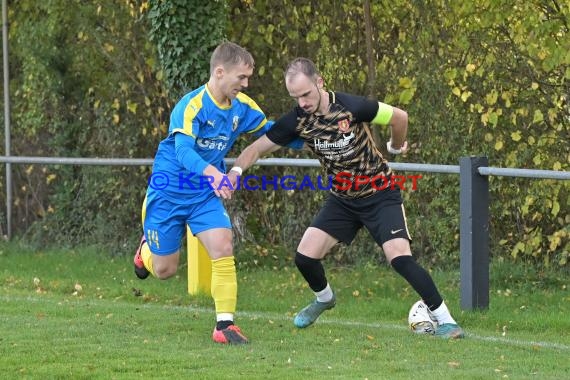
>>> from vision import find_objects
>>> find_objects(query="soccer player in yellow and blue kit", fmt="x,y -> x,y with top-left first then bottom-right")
133,41 -> 279,344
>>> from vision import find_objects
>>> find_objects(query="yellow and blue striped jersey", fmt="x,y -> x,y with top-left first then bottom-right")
149,84 -> 269,204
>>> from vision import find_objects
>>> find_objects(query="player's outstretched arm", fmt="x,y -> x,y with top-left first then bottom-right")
386,106 -> 409,154
227,135 -> 282,188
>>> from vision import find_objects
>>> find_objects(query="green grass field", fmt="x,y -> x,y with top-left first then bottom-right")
1,242 -> 569,379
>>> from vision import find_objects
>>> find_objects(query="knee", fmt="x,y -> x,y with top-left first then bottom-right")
295,251 -> 315,270
208,239 -> 233,260
153,262 -> 177,279
220,240 -> 233,257
383,238 -> 412,262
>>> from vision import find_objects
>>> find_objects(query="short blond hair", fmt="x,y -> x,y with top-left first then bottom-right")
210,42 -> 254,74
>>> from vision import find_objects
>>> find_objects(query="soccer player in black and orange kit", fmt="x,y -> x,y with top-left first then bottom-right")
227,58 -> 465,339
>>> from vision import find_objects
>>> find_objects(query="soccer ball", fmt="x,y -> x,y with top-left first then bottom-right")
408,300 -> 437,335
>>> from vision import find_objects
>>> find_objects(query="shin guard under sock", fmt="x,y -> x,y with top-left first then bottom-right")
390,255 -> 443,310
294,252 -> 327,292
211,256 -> 237,314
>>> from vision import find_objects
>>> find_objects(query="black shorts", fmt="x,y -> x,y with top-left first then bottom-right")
310,188 -> 412,245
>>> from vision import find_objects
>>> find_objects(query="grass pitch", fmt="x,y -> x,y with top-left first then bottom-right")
0,242 -> 568,379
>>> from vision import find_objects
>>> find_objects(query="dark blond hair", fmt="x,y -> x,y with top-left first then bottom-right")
285,57 -> 320,81
210,42 -> 254,74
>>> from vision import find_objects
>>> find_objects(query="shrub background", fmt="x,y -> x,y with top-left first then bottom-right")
0,0 -> 567,268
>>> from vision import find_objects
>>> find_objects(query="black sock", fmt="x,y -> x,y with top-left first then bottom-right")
216,320 -> 234,330
390,255 -> 443,310
295,252 -> 327,292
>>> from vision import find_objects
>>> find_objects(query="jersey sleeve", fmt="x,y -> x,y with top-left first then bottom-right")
174,133 -> 210,174
235,93 -> 269,135
371,102 -> 394,125
261,120 -> 304,150
265,110 -> 301,147
335,92 -> 393,125
169,89 -> 205,138
250,118 -> 270,138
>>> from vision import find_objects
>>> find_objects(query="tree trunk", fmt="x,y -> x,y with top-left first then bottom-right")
363,0 -> 382,145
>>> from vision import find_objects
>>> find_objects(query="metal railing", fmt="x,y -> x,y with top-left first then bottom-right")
0,155 -> 568,310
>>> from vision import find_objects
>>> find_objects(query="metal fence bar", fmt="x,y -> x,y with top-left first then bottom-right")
389,162 -> 460,174
4,156 -> 569,181
0,156 -> 154,166
1,154 -> 568,312
225,158 -> 319,168
478,166 -> 570,180
0,156 -> 461,174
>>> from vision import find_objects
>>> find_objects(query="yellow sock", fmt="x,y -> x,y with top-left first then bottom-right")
211,256 -> 237,314
140,242 -> 156,277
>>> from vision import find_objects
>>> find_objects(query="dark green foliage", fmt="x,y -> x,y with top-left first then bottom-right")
226,0 -> 569,267
2,1 -> 169,251
0,0 -> 567,268
147,0 -> 227,99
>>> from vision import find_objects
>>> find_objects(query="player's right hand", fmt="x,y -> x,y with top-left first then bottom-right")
204,165 -> 233,199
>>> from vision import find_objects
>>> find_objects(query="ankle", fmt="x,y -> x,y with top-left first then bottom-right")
216,320 -> 234,330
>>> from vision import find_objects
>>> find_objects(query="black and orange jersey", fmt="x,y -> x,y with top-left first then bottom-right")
266,91 -> 393,199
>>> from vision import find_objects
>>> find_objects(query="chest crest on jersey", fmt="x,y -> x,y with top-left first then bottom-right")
337,118 -> 350,133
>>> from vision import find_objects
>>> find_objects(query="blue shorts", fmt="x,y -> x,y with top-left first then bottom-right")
141,191 -> 231,255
